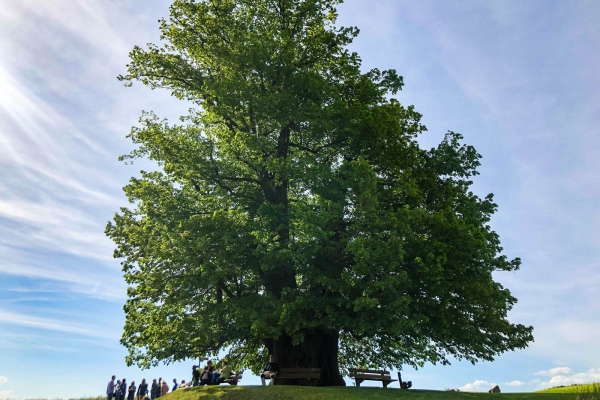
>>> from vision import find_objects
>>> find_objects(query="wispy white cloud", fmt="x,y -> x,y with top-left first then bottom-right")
505,380 -> 526,387
459,380 -> 496,392
0,198 -> 115,261
0,377 -> 7,386
0,0 -> 131,71
0,328 -> 113,352
0,309 -> 116,340
0,264 -> 125,303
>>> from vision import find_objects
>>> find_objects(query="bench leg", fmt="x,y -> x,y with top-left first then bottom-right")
383,381 -> 389,388
355,379 -> 363,387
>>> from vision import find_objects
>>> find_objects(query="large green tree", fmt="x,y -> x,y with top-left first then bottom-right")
106,0 -> 533,386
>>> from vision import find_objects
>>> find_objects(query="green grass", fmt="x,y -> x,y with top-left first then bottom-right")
538,384 -> 600,394
30,384 -> 600,400
160,386 -> 578,400
537,383 -> 600,400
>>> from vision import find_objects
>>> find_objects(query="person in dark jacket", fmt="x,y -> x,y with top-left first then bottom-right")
128,381 -> 136,400
150,379 -> 158,400
192,365 -> 200,386
200,361 -> 214,385
119,379 -> 127,400
156,378 -> 162,398
137,379 -> 148,400
261,354 -> 280,386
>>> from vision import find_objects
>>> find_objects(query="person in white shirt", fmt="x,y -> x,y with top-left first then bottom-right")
106,375 -> 116,400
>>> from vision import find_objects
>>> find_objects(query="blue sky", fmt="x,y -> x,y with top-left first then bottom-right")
1,0 -> 599,397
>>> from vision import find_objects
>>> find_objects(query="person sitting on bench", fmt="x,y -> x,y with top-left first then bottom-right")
211,361 -> 233,384
200,361 -> 215,385
260,354 -> 280,386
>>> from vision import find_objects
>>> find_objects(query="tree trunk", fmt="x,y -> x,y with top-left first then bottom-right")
267,331 -> 346,386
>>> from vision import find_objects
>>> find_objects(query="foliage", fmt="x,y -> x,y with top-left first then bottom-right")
106,0 -> 533,374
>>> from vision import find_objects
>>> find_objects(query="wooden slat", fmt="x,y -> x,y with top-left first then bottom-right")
354,376 -> 395,381
349,368 -> 389,374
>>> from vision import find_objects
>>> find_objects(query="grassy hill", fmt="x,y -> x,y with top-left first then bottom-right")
158,386 -> 580,400
537,383 -> 600,394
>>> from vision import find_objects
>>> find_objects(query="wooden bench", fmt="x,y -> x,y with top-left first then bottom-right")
349,368 -> 397,388
223,370 -> 244,385
274,368 -> 321,385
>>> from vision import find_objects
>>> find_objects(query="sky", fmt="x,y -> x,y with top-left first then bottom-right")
1,0 -> 599,397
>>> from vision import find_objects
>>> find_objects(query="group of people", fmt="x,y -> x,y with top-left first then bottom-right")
105,354 -> 280,397
106,376 -> 183,400
188,355 -> 279,386
190,360 -> 234,385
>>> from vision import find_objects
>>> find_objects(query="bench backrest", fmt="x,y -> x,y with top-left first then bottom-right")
348,368 -> 392,380
278,368 -> 321,379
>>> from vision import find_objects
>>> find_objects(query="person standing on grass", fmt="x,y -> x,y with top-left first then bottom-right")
120,379 -> 127,400
171,379 -> 178,391
128,381 -> 136,400
260,355 -> 280,386
150,379 -> 158,400
115,380 -> 122,400
192,365 -> 200,386
107,375 -> 116,400
137,379 -> 148,400
157,378 -> 162,398
161,379 -> 169,396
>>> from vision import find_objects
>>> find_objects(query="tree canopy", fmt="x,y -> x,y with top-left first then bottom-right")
106,0 -> 533,386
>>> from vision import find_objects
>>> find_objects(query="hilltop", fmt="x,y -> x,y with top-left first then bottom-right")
156,386 -> 578,400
